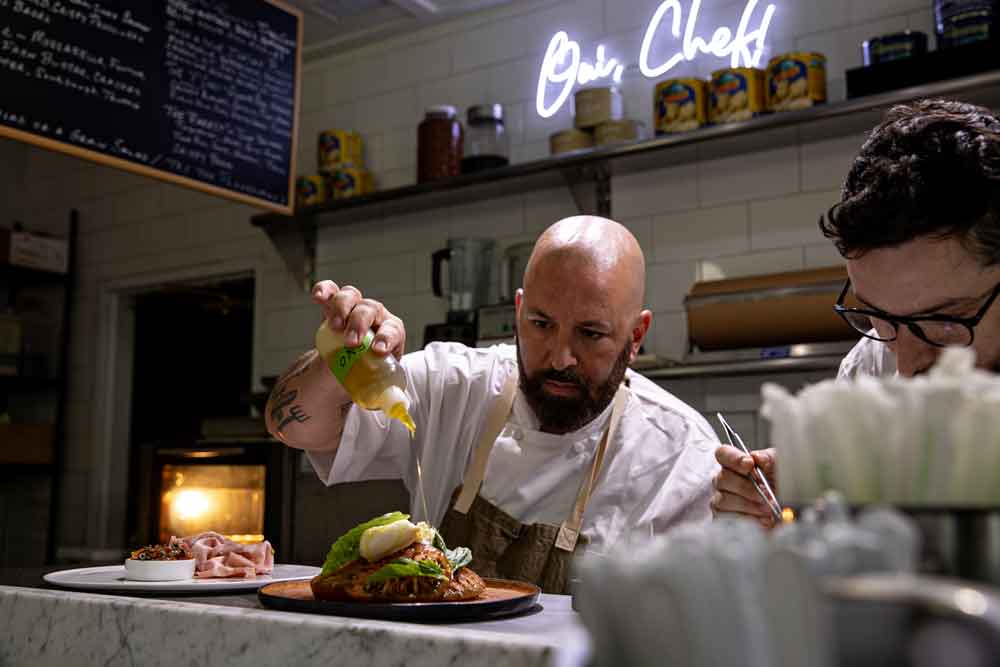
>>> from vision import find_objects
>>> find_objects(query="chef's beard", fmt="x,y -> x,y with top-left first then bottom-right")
515,335 -> 631,434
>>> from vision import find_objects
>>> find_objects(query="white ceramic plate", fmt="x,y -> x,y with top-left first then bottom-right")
43,563 -> 320,592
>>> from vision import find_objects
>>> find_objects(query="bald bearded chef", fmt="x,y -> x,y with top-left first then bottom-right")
265,216 -> 720,593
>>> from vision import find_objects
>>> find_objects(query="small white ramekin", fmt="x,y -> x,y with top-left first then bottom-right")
124,558 -> 196,581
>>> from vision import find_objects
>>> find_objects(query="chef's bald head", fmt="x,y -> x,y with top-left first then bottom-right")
525,215 -> 646,313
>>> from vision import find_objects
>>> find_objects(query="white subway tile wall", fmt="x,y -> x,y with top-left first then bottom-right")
2,0 -> 928,552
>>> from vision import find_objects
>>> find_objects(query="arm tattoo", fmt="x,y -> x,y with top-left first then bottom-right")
272,385 -> 312,431
268,350 -> 318,434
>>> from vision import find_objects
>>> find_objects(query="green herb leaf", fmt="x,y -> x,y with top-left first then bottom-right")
445,546 -> 472,573
320,511 -> 409,576
365,557 -> 447,585
432,529 -> 447,552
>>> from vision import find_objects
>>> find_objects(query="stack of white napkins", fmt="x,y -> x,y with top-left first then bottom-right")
762,347 -> 1000,506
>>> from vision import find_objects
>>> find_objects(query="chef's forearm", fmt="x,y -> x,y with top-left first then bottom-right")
265,349 -> 354,452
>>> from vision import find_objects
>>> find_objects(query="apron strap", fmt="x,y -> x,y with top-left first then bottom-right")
555,385 -> 628,552
453,370 -> 518,514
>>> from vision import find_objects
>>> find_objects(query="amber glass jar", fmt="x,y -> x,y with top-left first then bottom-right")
418,105 -> 463,183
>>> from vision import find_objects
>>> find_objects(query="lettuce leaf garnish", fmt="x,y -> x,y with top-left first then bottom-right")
430,530 -> 472,573
445,546 -> 472,573
365,557 -> 446,586
320,511 -> 409,576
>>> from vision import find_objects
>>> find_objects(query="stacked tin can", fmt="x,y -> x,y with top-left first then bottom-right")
317,130 -> 374,202
295,129 -> 375,210
550,87 -> 646,156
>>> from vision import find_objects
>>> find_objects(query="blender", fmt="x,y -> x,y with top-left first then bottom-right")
424,239 -> 495,347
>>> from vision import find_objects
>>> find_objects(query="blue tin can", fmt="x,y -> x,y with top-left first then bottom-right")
935,0 -> 998,49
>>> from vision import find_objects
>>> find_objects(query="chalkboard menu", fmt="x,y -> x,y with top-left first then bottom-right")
0,0 -> 302,213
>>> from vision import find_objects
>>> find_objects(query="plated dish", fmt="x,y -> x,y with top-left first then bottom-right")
43,563 -> 320,593
258,577 -> 541,623
256,513 -> 538,621
309,511 -> 484,603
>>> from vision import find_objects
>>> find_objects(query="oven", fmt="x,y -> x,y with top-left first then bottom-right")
128,437 -> 295,555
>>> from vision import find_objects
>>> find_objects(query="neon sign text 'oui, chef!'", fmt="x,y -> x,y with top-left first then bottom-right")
536,0 -> 777,118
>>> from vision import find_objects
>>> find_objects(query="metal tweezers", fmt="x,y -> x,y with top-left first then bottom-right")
716,413 -> 783,522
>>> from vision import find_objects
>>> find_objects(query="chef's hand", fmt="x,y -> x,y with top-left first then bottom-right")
712,446 -> 778,529
311,280 -> 406,359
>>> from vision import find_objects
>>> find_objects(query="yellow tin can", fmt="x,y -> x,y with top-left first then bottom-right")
550,128 -> 595,155
317,129 -> 363,170
295,175 -> 328,209
323,167 -> 375,200
710,68 -> 767,124
766,53 -> 827,112
654,78 -> 708,134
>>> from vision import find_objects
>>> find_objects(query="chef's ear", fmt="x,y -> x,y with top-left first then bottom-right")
514,288 -> 524,316
629,310 -> 653,359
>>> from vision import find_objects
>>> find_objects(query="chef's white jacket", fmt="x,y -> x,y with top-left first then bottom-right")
307,342 -> 720,554
838,335 -> 897,379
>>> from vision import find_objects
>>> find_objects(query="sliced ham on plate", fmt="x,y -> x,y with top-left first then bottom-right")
171,531 -> 275,579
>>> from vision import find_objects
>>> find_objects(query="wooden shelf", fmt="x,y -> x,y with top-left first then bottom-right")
250,70 -> 1000,288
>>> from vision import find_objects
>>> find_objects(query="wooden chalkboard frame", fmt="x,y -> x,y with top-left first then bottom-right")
0,0 -> 303,215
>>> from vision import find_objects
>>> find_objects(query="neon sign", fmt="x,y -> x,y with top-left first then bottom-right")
536,0 -> 776,118
536,32 -> 626,119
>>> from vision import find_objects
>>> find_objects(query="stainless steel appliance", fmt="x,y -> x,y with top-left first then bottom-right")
431,238 -> 495,324
476,303 -> 516,347
425,239 -> 495,347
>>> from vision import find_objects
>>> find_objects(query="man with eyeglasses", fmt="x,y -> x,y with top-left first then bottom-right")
712,98 -> 1000,526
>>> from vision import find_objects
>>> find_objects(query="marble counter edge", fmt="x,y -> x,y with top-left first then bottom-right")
0,585 -> 575,667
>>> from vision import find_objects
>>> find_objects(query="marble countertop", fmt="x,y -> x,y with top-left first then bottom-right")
0,568 -> 589,667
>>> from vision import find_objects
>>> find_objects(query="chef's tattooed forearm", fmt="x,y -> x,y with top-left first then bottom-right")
268,350 -> 318,432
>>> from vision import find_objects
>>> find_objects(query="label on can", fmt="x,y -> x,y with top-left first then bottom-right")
710,68 -> 766,123
318,130 -> 363,169
296,175 -> 327,208
936,0 -> 995,47
330,330 -> 374,384
325,168 -> 374,199
655,78 -> 707,134
767,53 -> 826,112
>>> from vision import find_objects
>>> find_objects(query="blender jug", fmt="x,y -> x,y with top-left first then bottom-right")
432,239 -> 496,323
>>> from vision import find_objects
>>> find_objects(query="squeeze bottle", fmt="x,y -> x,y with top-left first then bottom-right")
315,320 -> 416,435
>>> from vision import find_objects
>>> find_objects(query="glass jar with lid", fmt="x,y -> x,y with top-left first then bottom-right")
461,104 -> 509,174
417,105 -> 463,184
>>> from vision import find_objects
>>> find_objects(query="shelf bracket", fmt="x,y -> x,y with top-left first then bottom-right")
264,221 -> 316,293
562,163 -> 612,218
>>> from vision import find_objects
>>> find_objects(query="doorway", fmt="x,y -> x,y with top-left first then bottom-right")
128,276 -> 255,446
81,263 -> 264,558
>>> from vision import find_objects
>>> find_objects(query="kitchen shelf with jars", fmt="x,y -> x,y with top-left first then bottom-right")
0,210 -> 77,565
253,32 -> 1000,290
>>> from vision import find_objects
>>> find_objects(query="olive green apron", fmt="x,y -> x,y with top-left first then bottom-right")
438,372 -> 627,594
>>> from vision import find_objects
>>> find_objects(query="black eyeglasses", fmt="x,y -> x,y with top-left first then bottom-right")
834,279 -> 1000,348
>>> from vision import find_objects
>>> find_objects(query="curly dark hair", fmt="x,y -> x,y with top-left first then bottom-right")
820,99 -> 1000,265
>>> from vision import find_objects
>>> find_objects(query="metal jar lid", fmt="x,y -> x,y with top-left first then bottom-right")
467,104 -> 504,125
425,105 -> 458,119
